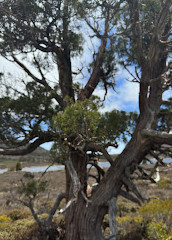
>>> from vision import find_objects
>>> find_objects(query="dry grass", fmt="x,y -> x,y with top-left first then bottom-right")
0,163 -> 171,240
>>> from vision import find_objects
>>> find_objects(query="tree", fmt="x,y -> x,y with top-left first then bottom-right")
0,0 -> 172,239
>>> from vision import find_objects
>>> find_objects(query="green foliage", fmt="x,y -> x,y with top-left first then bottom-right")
117,215 -> 132,225
18,173 -> 47,198
116,0 -> 166,66
113,199 -> 172,240
53,99 -> 101,139
16,161 -> 22,171
0,81 -> 58,144
139,199 -> 172,222
158,98 -> 172,132
51,98 -> 138,162
50,139 -> 68,164
147,220 -> 170,240
53,99 -> 137,143
158,179 -> 170,188
139,199 -> 172,240
0,81 -> 56,119
0,209 -> 65,240
0,0 -> 84,55
97,110 -> 138,144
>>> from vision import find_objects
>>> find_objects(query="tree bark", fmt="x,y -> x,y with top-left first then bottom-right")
108,197 -> 118,240
56,48 -> 74,105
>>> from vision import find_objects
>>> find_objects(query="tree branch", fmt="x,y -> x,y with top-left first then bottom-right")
0,133 -> 55,156
47,192 -> 66,224
11,55 -> 63,106
108,197 -> 118,240
65,153 -> 81,198
122,176 -> 144,202
120,189 -> 141,205
155,0 -> 171,39
86,142 -> 114,165
141,129 -> 172,145
78,36 -> 107,100
127,0 -> 145,66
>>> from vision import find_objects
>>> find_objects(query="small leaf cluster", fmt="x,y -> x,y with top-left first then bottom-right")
53,99 -> 101,139
18,173 -> 47,198
50,139 -> 68,164
53,99 -> 138,144
158,98 -> 172,133
97,110 -> 138,144
158,179 -> 170,189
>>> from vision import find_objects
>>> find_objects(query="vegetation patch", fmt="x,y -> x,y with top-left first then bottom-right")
158,179 -> 170,188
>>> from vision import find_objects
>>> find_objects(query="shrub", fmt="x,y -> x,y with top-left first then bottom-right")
7,208 -> 31,221
139,199 -> 172,239
117,199 -> 172,240
0,218 -> 38,240
16,161 -> 22,171
0,215 -> 11,230
0,232 -> 15,240
117,215 -> 132,225
139,199 -> 172,223
147,219 -> 168,240
158,179 -> 170,188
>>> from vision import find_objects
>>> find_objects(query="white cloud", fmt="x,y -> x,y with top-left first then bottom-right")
96,79 -> 140,113
108,142 -> 126,155
93,65 -> 140,113
41,142 -> 53,150
117,80 -> 139,103
163,89 -> 172,100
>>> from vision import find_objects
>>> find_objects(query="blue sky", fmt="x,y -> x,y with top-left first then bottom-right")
0,22 -> 171,156
0,54 -> 171,155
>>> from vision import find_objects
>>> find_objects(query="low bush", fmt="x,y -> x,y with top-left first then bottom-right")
0,215 -> 11,230
139,199 -> 172,240
16,161 -> 22,171
0,217 -> 38,240
158,179 -> 170,188
6,208 -> 31,221
116,199 -> 172,240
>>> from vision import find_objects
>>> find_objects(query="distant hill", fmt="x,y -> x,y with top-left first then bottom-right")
0,144 -> 49,162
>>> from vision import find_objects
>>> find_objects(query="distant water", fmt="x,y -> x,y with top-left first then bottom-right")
164,158 -> 172,163
22,165 -> 65,173
0,168 -> 8,174
0,158 -> 171,174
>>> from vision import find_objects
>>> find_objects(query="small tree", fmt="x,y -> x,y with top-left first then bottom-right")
16,161 -> 22,171
14,172 -> 66,239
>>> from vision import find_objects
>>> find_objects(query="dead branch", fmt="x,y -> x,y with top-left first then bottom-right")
141,130 -> 172,145
122,176 -> 145,202
58,198 -> 77,214
66,162 -> 81,198
120,189 -> 141,205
